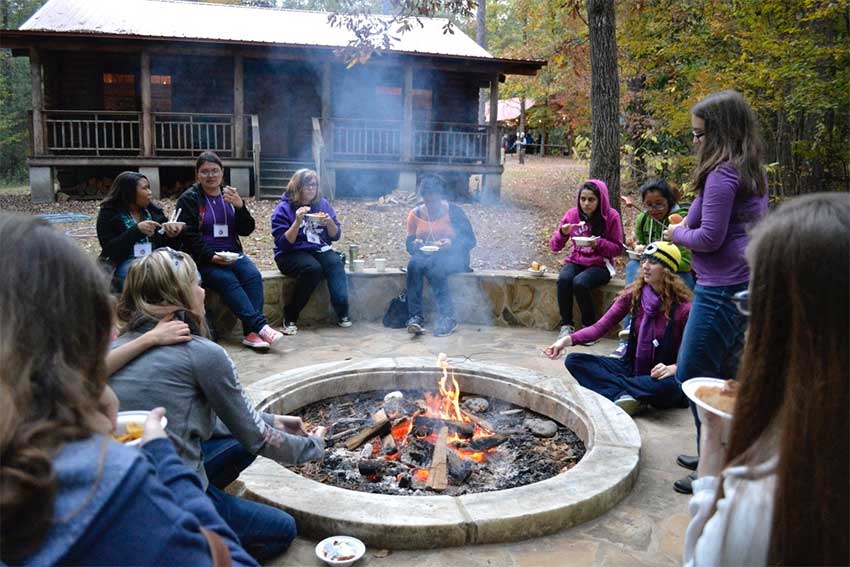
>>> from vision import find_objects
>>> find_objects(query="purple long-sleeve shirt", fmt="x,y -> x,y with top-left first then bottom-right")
672,164 -> 768,287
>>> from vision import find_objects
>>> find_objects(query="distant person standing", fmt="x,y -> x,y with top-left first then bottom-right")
663,90 -> 769,495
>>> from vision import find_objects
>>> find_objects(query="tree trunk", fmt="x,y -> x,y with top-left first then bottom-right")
476,0 -> 487,124
587,0 -> 621,211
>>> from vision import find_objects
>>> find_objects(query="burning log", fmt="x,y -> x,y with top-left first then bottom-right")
413,416 -> 475,439
460,409 -> 495,433
447,451 -> 473,484
345,410 -> 390,450
427,426 -> 449,491
453,433 -> 508,452
358,460 -> 385,480
381,433 -> 398,456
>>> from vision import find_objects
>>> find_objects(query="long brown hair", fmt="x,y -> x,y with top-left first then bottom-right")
691,90 -> 767,198
725,193 -> 849,565
0,214 -> 114,562
625,262 -> 693,315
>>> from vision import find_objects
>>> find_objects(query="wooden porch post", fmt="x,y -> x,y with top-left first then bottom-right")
402,65 -> 414,161
319,61 -> 336,198
321,61 -> 331,123
140,50 -> 153,157
30,48 -> 45,156
233,53 -> 245,158
488,75 -> 499,165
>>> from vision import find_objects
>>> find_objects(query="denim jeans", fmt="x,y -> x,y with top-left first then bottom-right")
406,253 -> 466,320
203,436 -> 297,562
566,352 -> 688,409
557,263 -> 611,327
275,249 -> 349,324
675,282 -> 749,446
199,255 -> 267,336
621,259 -> 695,332
112,257 -> 136,293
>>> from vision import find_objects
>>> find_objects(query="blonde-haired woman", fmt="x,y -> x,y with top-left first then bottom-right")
110,247 -> 325,562
271,169 -> 350,334
545,241 -> 693,415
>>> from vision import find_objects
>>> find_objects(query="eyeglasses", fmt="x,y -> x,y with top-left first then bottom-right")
692,130 -> 706,140
198,168 -> 222,177
731,290 -> 750,316
303,182 -> 318,188
645,203 -> 668,211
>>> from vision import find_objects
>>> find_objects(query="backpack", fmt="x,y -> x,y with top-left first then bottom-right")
382,292 -> 409,328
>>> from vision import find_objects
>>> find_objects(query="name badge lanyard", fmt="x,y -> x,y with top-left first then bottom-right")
129,209 -> 153,258
206,194 -> 234,238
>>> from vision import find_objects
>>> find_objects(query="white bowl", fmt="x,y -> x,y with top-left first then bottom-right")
527,267 -> 546,277
305,213 -> 328,222
115,411 -> 168,446
161,221 -> 186,231
626,249 -> 642,261
572,236 -> 597,247
215,251 -> 242,263
420,245 -> 439,254
315,536 -> 366,567
682,377 -> 734,421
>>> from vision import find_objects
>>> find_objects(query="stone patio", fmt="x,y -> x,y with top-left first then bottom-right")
221,322 -> 695,567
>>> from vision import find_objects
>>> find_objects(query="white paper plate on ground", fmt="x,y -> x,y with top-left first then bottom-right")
115,411 -> 167,446
682,377 -> 735,421
315,535 -> 366,567
572,236 -> 597,247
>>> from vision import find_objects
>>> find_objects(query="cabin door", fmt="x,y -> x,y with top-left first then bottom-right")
253,75 -> 290,157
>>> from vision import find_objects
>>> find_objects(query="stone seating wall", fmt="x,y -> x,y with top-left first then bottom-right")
206,269 -> 626,338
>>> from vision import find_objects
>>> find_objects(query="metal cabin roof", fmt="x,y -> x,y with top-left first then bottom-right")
20,0 -> 495,60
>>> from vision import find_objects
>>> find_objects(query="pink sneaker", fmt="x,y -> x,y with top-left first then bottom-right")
258,324 -> 283,345
242,332 -> 270,350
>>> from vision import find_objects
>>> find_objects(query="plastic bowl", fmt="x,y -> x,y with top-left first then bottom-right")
315,536 -> 366,567
161,221 -> 186,231
572,236 -> 597,247
305,213 -> 328,222
420,245 -> 439,254
682,377 -> 734,421
527,267 -> 546,277
215,251 -> 241,263
626,249 -> 642,261
115,411 -> 168,447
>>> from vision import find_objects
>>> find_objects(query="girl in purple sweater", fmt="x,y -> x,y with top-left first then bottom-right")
550,179 -> 624,337
545,242 -> 692,415
663,90 -> 769,495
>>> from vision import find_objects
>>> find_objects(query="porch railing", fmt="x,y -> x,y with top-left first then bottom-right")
324,118 -> 490,164
154,112 -> 234,157
45,110 -> 141,155
413,121 -> 490,163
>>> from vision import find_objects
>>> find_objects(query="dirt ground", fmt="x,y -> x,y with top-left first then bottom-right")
0,156 -> 640,275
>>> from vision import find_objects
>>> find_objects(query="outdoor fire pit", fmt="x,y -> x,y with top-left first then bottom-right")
239,357 -> 640,549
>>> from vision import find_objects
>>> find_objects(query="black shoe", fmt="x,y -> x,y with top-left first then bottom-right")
677,454 -> 699,471
406,316 -> 424,335
673,473 -> 696,495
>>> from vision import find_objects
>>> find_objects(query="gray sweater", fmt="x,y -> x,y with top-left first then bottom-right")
110,330 -> 324,488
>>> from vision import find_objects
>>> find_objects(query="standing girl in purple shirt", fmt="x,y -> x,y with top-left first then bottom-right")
663,90 -> 769,495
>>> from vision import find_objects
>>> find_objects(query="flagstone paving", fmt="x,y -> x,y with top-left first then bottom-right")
221,322 -> 693,567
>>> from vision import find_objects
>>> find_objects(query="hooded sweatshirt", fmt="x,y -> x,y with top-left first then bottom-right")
549,179 -> 624,268
271,196 -> 341,259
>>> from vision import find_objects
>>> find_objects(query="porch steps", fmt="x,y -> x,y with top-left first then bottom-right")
257,157 -> 314,199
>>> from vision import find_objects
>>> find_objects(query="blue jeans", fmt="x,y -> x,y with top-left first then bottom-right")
675,282 -> 749,446
566,353 -> 688,409
406,253 -> 466,320
199,255 -> 267,336
112,257 -> 136,292
203,436 -> 297,562
621,260 -> 696,332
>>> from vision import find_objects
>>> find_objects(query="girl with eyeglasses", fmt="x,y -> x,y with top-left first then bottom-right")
550,179 -> 624,339
614,178 -> 694,356
683,193 -> 848,566
110,247 -> 325,562
662,90 -> 769,495
545,241 -> 693,416
271,169 -> 351,334
176,151 -> 283,350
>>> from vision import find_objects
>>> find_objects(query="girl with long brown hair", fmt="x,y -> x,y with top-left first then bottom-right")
545,241 -> 693,415
0,214 -> 254,566
664,90 -> 769,494
684,193 -> 849,566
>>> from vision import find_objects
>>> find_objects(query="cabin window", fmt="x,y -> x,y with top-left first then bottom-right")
151,75 -> 172,112
103,73 -> 136,111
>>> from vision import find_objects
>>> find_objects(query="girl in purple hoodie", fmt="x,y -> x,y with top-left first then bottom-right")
550,179 -> 624,337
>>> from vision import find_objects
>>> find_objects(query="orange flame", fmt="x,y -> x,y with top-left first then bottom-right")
414,469 -> 429,482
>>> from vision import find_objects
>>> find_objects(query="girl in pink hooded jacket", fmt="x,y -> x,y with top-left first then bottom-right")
550,179 -> 624,336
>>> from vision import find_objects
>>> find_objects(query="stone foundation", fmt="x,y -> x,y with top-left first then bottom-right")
206,269 -> 625,337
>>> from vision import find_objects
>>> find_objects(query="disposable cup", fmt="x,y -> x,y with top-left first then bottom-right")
374,258 -> 387,272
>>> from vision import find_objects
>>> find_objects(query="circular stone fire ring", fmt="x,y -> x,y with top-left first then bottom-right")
239,357 -> 641,549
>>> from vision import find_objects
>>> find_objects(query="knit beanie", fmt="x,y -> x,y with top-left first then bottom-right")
643,241 -> 681,272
